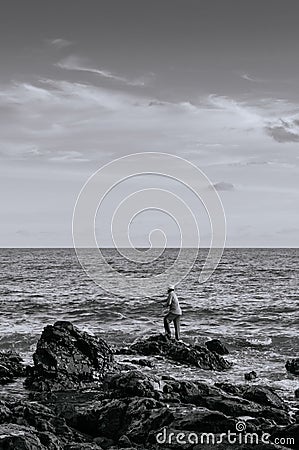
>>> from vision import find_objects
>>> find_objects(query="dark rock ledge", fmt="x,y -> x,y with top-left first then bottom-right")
118,333 -> 232,371
0,321 -> 297,449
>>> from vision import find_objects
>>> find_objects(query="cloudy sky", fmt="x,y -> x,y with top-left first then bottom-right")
1,0 -> 299,247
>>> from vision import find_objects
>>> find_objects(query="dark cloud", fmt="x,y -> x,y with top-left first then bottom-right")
212,182 -> 235,192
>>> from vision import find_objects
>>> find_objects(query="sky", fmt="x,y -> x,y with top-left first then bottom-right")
0,0 -> 299,247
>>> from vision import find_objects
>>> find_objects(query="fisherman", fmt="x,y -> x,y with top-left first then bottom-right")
164,285 -> 182,340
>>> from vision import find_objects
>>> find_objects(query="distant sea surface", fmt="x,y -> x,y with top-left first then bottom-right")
0,248 -> 298,405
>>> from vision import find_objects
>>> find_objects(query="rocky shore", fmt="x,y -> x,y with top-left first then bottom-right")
0,321 -> 298,449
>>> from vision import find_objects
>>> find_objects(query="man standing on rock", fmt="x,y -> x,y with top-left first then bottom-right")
164,285 -> 182,340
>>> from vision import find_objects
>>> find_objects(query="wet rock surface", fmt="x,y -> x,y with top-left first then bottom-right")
0,423 -> 50,450
286,358 -> 299,376
25,321 -> 114,391
127,334 -> 232,371
205,339 -> 229,355
0,323 -> 297,449
242,386 -> 286,410
245,370 -> 258,381
0,351 -> 26,384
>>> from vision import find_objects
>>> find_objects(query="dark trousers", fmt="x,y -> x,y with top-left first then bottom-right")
164,312 -> 181,340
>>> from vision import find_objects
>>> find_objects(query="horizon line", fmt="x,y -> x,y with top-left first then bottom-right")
0,246 -> 298,250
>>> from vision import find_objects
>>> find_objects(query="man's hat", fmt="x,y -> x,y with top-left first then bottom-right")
168,284 -> 175,290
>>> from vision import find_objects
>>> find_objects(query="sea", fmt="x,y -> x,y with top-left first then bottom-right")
0,248 -> 298,408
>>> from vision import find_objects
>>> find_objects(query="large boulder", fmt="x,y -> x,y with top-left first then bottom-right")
0,351 -> 26,384
0,400 -> 12,423
25,321 -> 114,391
57,396 -> 169,442
0,398 -> 93,448
0,423 -> 54,449
201,392 -> 290,425
205,339 -> 229,355
125,404 -> 173,444
170,407 -> 236,434
178,380 -> 220,405
128,334 -> 232,371
286,358 -> 299,375
104,370 -> 160,399
215,382 -> 244,396
243,386 -> 286,410
244,370 -> 258,381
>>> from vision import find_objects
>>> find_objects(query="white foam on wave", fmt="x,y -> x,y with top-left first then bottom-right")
246,337 -> 272,346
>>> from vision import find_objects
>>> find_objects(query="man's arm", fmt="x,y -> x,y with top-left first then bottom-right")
152,298 -> 167,303
166,293 -> 172,308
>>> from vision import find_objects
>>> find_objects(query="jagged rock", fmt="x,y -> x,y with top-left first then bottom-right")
0,423 -> 49,449
204,394 -> 290,425
10,400 -> 57,433
0,398 -> 98,448
67,398 -> 127,439
0,322 -> 294,449
171,407 -> 236,433
25,321 -> 114,391
1,376 -> 291,449
245,370 -> 257,380
1,398 -> 87,445
178,380 -> 220,405
202,393 -> 263,416
129,334 -> 232,371
286,358 -> 299,375
58,395 -> 170,443
118,434 -> 132,448
104,370 -> 160,398
149,405 -> 290,449
101,370 -> 291,427
37,431 -> 62,449
205,339 -> 229,355
170,382 -> 290,427
0,400 -> 12,423
215,382 -> 243,396
0,351 -> 26,384
243,386 -> 286,410
246,416 -> 277,431
126,405 -> 173,443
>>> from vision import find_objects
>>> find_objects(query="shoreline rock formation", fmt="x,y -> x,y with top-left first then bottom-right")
119,333 -> 232,371
0,322 -> 297,449
25,321 -> 114,391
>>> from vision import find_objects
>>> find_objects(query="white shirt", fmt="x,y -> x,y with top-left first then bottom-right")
166,291 -> 182,315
